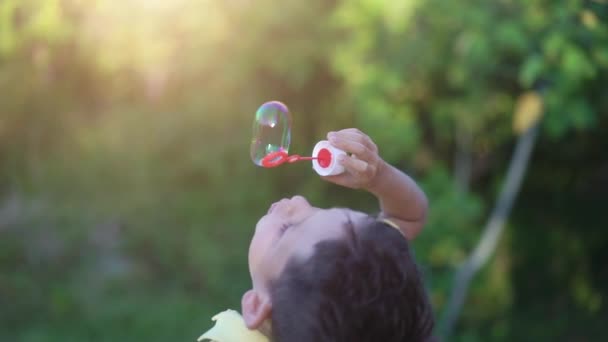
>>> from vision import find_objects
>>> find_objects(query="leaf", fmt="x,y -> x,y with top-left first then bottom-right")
519,55 -> 544,88
542,33 -> 566,60
580,10 -> 599,30
513,91 -> 544,134
562,45 -> 596,80
495,21 -> 528,53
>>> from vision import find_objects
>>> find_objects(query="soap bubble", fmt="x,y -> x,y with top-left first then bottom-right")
250,101 -> 292,166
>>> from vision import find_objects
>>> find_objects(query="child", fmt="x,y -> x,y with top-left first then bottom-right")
199,128 -> 434,342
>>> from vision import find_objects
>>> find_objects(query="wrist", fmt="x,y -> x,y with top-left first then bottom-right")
366,160 -> 392,196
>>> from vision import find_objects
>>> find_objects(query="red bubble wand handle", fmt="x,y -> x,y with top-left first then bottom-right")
261,150 -> 328,168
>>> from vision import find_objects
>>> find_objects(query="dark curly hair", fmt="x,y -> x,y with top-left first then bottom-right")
269,217 -> 435,342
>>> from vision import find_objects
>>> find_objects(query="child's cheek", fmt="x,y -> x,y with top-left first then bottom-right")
248,229 -> 272,274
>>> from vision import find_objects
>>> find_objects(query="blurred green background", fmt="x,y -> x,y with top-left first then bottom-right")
1,0 -> 607,341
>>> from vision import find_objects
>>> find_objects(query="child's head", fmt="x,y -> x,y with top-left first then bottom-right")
241,196 -> 434,341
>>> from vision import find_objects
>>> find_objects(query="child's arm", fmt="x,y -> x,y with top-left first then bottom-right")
323,128 -> 428,239
368,163 -> 427,239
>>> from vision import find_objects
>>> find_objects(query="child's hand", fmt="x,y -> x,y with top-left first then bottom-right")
322,128 -> 387,190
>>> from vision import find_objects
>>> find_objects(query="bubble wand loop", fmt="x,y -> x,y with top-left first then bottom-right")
260,151 -> 326,168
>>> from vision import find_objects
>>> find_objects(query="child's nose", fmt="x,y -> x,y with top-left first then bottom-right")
290,195 -> 310,207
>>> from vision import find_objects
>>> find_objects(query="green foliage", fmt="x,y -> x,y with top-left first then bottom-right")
0,0 -> 607,341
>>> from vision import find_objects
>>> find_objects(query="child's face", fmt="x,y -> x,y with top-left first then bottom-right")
248,196 -> 366,291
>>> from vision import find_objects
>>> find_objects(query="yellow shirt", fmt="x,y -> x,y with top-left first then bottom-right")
198,310 -> 269,342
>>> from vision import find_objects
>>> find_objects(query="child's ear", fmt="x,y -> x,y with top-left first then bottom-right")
241,289 -> 272,329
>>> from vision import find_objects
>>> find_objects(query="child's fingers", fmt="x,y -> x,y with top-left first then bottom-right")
339,155 -> 376,177
328,135 -> 376,163
328,129 -> 378,153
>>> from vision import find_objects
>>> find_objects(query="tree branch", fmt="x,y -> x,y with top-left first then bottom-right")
438,122 -> 540,338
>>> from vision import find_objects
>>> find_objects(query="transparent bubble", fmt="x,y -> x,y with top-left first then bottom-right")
250,101 -> 292,166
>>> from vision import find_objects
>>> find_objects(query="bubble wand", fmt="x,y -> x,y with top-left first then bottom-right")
250,101 -> 345,176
